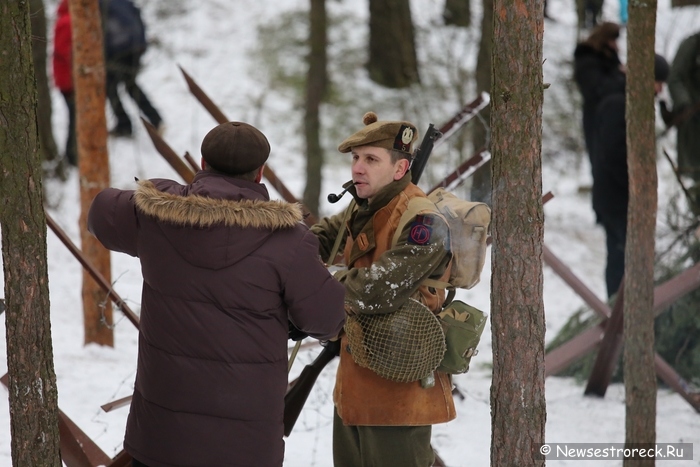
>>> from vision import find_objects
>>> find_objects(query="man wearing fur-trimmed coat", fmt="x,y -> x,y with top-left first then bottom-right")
311,112 -> 455,467
88,121 -> 345,467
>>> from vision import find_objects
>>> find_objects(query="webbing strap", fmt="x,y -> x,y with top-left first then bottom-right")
328,200 -> 355,264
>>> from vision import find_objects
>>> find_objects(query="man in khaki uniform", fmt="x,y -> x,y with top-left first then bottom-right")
311,112 -> 455,467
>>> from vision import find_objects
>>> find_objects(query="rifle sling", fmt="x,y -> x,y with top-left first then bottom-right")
328,201 -> 355,264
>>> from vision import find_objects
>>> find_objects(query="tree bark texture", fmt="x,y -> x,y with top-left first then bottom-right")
303,0 -> 328,218
470,0 -> 493,204
367,0 -> 420,88
443,0 -> 471,27
623,1 -> 658,463
70,0 -> 114,346
30,0 -> 60,164
489,1 -> 547,466
0,2 -> 62,465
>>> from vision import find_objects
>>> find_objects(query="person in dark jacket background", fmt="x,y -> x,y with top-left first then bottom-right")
591,54 -> 670,298
52,0 -> 77,166
667,30 -> 700,212
574,22 -> 626,171
99,0 -> 163,136
88,121 -> 346,467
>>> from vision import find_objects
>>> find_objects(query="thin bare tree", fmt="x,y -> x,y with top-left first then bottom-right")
489,0 -> 547,465
69,0 -> 114,346
0,1 -> 61,464
303,0 -> 328,218
623,0 -> 658,463
30,0 -> 60,167
367,0 -> 419,88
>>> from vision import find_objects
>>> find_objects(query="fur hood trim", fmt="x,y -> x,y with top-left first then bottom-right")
134,180 -> 303,230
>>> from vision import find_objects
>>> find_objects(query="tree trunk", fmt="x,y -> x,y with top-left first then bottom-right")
443,0 -> 471,27
70,0 -> 114,346
489,1 -> 547,466
367,0 -> 420,88
303,0 -> 328,218
30,0 -> 60,165
671,0 -> 700,6
0,2 -> 62,465
623,1 -> 658,463
470,0 -> 493,204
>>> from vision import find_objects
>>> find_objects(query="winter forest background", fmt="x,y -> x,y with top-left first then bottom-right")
1,0 -> 700,465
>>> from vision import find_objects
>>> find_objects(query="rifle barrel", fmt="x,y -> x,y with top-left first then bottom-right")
411,124 -> 442,185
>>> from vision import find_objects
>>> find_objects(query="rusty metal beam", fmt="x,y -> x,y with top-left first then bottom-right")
584,282 -> 625,396
429,148 -> 489,194
46,214 -> 140,328
141,118 -> 196,184
179,65 -> 229,125
544,324 -> 605,377
183,151 -> 201,173
542,248 -> 700,411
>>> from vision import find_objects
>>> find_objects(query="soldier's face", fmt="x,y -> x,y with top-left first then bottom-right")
351,146 -> 408,201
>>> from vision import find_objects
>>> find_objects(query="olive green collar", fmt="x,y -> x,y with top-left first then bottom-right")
349,172 -> 411,237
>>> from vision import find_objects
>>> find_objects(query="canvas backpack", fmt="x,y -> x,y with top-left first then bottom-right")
392,187 -> 491,290
391,188 -> 491,374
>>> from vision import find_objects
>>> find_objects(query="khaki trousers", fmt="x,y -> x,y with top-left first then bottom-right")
332,407 -> 434,467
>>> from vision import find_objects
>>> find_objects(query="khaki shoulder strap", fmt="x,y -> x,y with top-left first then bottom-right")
391,196 -> 452,290
328,200 -> 356,264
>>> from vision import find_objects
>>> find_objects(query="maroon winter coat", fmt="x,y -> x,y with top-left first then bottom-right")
88,172 -> 345,467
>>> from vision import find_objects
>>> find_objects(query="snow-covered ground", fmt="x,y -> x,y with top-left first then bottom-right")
1,0 -> 700,465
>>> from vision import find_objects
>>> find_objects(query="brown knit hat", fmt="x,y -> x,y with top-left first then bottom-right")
338,112 -> 418,155
586,22 -> 621,51
200,122 -> 270,175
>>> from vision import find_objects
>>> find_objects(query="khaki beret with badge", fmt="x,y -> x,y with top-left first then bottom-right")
338,112 -> 418,155
201,121 -> 270,175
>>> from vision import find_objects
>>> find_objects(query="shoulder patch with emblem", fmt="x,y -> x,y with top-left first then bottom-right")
407,214 -> 434,245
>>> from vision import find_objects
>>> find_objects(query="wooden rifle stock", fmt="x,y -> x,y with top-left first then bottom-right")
283,340 -> 340,436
